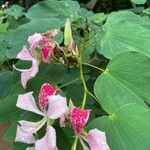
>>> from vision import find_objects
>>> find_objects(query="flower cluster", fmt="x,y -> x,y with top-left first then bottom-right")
15,83 -> 109,150
15,20 -> 109,150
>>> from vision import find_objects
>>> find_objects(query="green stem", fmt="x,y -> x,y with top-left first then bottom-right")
59,78 -> 81,88
71,136 -> 78,150
83,62 -> 104,72
87,91 -> 99,103
79,41 -> 88,109
80,62 -> 88,109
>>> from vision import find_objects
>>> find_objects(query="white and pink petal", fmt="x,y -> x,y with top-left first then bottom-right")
17,47 -> 33,61
16,92 -> 43,116
46,94 -> 68,119
15,125 -> 36,144
28,33 -> 43,54
35,125 -> 58,150
82,129 -> 110,150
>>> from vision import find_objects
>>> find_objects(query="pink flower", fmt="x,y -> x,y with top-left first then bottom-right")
15,83 -> 68,150
70,107 -> 109,150
15,31 -> 57,88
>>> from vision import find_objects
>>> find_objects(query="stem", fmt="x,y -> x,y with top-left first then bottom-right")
79,41 -> 88,109
71,136 -> 78,150
59,78 -> 81,88
83,62 -> 104,72
87,91 -> 99,103
80,62 -> 88,109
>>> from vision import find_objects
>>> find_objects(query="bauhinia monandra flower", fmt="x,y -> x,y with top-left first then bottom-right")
15,83 -> 68,150
14,30 -> 57,88
70,107 -> 110,150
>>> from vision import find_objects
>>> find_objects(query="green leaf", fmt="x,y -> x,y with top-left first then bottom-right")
0,95 -> 23,122
94,51 -> 150,113
5,18 -> 61,59
12,142 -> 29,150
88,103 -> 150,150
0,19 -> 9,33
0,71 -> 13,100
100,11 -> 150,59
26,0 -> 80,22
131,0 -> 147,4
4,4 -> 25,20
56,127 -> 71,150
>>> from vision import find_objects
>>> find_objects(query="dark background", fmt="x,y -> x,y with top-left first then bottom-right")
1,0 -> 150,13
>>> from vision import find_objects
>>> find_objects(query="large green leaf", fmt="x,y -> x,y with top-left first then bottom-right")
26,0 -> 80,22
94,51 -> 150,113
4,18 -> 61,59
100,11 -> 150,59
88,103 -> 150,150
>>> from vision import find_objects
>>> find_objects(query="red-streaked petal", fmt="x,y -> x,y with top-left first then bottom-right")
83,129 -> 110,150
46,94 -> 68,119
15,125 -> 36,144
35,125 -> 58,150
70,107 -> 90,134
16,92 -> 44,116
39,83 -> 57,111
41,42 -> 53,62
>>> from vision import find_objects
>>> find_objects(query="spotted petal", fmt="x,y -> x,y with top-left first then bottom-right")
35,125 -> 58,150
16,92 -> 44,116
41,42 -> 53,62
15,125 -> 36,144
46,95 -> 68,119
39,83 -> 57,111
83,129 -> 110,150
70,107 -> 90,134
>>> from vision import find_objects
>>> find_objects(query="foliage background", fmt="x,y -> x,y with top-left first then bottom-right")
1,0 -> 150,150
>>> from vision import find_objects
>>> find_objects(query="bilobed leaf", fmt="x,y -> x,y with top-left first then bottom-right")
26,0 -> 80,22
88,103 -> 150,150
100,11 -> 150,59
94,51 -> 150,113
